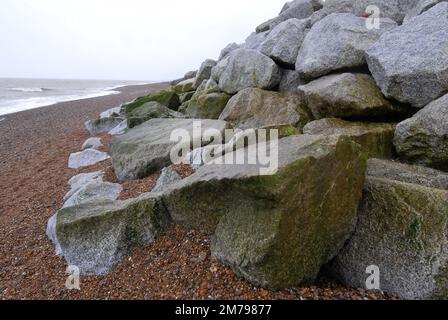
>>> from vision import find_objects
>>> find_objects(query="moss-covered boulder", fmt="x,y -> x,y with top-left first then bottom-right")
173,78 -> 195,94
186,91 -> 231,119
47,193 -> 169,275
110,118 -> 228,182
219,88 -> 313,131
127,101 -> 184,128
303,118 -> 396,159
298,73 -> 407,119
123,89 -> 180,114
163,134 -> 367,289
330,159 -> 448,299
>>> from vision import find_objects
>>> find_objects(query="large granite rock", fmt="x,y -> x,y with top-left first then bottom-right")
298,73 -> 404,119
110,118 -> 228,182
303,118 -> 396,159
394,93 -> 448,171
68,149 -> 110,169
186,91 -> 231,119
256,0 -> 320,33
127,101 -> 184,128
259,18 -> 309,68
193,59 -> 217,89
296,13 -> 397,79
163,134 -> 367,289
218,49 -> 281,94
219,88 -> 312,130
330,159 -> 448,299
366,3 -> 448,108
310,0 -> 419,25
49,193 -> 169,275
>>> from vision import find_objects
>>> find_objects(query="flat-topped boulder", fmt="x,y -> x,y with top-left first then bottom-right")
366,3 -> 448,108
298,73 -> 405,119
163,134 -> 367,289
330,159 -> 448,299
303,118 -> 396,159
296,13 -> 397,79
110,118 -> 228,182
218,49 -> 281,94
48,193 -> 169,275
219,88 -> 312,130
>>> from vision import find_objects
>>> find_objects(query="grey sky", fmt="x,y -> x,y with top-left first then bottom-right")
0,0 -> 284,81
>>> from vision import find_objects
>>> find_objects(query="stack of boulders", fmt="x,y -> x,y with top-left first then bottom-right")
48,0 -> 448,299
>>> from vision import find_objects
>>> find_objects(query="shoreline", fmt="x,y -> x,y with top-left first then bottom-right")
0,82 -> 168,118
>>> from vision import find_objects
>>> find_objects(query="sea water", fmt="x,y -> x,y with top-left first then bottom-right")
0,78 -> 149,116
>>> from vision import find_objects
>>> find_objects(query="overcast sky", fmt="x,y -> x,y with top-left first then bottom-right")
0,0 -> 285,81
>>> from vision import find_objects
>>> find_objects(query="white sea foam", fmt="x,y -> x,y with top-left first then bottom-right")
0,78 -> 153,116
11,87 -> 45,93
0,90 -> 120,116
